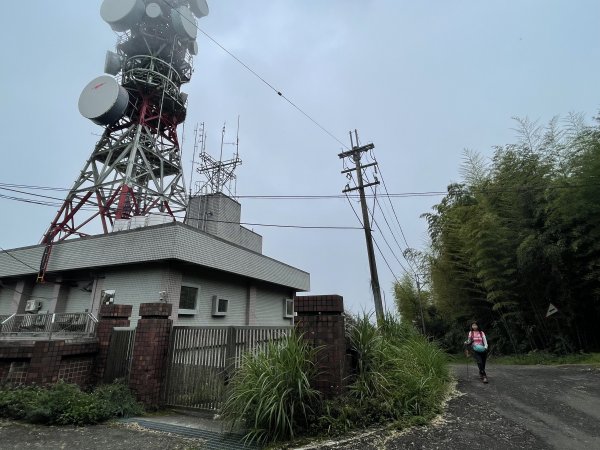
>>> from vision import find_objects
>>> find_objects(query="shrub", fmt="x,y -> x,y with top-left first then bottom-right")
0,380 -> 142,425
317,313 -> 450,434
221,332 -> 321,445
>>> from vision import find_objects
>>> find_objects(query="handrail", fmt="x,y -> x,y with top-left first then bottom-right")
0,312 -> 97,340
1,313 -> 15,325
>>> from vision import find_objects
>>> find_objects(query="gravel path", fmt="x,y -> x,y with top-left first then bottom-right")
300,364 -> 600,450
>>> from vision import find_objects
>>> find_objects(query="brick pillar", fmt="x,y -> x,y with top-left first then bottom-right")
28,340 -> 65,385
294,295 -> 346,398
94,304 -> 132,382
129,303 -> 172,409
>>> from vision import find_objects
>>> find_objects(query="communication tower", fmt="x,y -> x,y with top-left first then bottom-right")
192,118 -> 242,198
38,0 -> 210,282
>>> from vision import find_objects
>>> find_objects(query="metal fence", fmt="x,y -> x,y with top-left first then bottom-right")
104,327 -> 136,383
0,313 -> 98,340
163,326 -> 292,411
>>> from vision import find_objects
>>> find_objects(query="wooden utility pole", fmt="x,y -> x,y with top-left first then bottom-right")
339,130 -> 384,323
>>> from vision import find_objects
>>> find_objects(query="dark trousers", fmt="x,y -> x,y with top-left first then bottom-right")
473,350 -> 487,376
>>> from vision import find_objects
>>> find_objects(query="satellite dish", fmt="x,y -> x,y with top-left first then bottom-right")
189,40 -> 199,56
104,51 -> 122,75
171,6 -> 197,40
100,0 -> 145,32
78,75 -> 129,126
145,3 -> 163,19
189,0 -> 209,18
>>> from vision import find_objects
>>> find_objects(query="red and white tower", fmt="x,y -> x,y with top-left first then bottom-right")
38,0 -> 209,281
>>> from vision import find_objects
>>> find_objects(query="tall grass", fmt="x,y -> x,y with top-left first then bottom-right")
221,332 -> 321,445
321,313 -> 450,433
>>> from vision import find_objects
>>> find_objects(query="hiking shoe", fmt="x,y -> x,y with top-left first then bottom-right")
482,376 -> 488,383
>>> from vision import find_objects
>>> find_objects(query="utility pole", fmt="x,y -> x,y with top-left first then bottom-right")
339,130 -> 384,323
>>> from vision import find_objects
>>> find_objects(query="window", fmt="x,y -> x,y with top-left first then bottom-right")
179,286 -> 198,314
211,296 -> 229,317
284,298 -> 294,319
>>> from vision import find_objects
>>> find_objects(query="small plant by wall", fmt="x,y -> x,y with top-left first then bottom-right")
0,380 -> 143,425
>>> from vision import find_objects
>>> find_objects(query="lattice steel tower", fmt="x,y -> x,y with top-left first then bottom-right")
38,0 -> 209,281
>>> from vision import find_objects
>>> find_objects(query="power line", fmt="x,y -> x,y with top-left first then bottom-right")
3,181 -> 599,199
165,1 -> 349,150
372,237 -> 400,284
0,246 -> 38,272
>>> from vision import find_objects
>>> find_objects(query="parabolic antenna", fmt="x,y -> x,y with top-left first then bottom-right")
171,6 -> 197,40
145,3 -> 163,19
100,0 -> 145,32
78,75 -> 129,126
104,51 -> 122,75
189,40 -> 199,55
189,0 -> 209,18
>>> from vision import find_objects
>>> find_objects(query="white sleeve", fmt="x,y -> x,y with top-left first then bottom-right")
483,333 -> 488,349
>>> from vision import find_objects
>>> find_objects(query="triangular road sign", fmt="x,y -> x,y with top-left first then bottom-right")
546,303 -> 558,318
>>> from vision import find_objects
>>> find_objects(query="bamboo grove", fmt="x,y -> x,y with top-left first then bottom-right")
396,115 -> 600,354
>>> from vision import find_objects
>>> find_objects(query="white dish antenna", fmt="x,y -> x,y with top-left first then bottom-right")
171,6 -> 197,40
78,75 -> 129,125
100,0 -> 145,32
145,3 -> 163,19
189,40 -> 199,55
189,0 -> 209,18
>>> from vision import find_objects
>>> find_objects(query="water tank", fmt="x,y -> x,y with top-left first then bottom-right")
130,216 -> 148,229
78,75 -> 129,126
147,213 -> 172,227
112,218 -> 131,232
100,0 -> 145,32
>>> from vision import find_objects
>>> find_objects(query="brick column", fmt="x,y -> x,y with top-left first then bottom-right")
94,304 -> 132,382
129,303 -> 172,409
294,295 -> 346,398
28,340 -> 65,385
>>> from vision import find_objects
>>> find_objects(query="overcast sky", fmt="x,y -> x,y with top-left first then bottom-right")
1,1 -> 600,314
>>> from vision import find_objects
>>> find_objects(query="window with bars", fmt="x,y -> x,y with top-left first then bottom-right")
179,286 -> 198,312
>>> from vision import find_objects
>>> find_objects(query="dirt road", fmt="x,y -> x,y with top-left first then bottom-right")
307,364 -> 600,450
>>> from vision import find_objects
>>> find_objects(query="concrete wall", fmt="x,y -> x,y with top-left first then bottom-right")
62,282 -> 93,314
255,285 -> 295,326
186,194 -> 263,253
0,282 -> 16,315
101,266 -> 164,326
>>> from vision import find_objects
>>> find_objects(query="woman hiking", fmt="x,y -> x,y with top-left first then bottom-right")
465,321 -> 489,383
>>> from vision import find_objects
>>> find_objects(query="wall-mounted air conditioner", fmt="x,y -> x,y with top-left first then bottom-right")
284,298 -> 294,319
211,295 -> 228,317
25,300 -> 41,313
101,289 -> 116,304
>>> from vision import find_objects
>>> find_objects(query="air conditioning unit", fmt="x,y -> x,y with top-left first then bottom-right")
25,300 -> 41,313
211,296 -> 228,317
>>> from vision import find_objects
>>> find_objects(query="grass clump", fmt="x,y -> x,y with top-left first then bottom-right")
221,331 -> 321,445
317,313 -> 450,435
0,380 -> 142,425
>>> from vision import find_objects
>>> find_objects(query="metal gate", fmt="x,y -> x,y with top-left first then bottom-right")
104,327 -> 136,383
163,326 -> 292,410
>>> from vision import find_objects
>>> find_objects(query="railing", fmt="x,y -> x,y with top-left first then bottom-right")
0,312 -> 98,340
